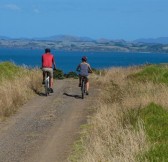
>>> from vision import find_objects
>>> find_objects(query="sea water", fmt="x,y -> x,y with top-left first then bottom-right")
0,48 -> 168,73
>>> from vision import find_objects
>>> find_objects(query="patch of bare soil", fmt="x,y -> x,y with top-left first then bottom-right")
0,79 -> 96,162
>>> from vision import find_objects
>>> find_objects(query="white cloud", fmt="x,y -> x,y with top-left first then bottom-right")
3,4 -> 21,11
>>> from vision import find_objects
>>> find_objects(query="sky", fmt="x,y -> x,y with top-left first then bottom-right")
0,0 -> 168,41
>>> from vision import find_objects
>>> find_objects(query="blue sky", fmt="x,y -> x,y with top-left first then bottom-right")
0,0 -> 167,41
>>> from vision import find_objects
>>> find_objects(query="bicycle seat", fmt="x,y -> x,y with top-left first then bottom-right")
81,76 -> 87,80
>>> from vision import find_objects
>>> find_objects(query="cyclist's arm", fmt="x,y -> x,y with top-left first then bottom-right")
52,56 -> 56,70
88,64 -> 93,73
76,64 -> 80,72
41,55 -> 44,68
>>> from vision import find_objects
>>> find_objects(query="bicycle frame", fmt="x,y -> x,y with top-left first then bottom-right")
44,72 -> 50,96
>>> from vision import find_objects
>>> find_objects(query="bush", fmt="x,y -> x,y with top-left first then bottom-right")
65,71 -> 78,79
53,69 -> 65,79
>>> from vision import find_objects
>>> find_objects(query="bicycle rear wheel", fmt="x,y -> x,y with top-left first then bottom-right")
81,80 -> 85,99
45,77 -> 50,96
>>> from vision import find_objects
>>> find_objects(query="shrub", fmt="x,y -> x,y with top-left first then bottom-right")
65,71 -> 78,79
53,69 -> 65,79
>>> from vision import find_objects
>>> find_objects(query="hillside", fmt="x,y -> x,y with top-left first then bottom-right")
1,35 -> 168,53
135,37 -> 168,45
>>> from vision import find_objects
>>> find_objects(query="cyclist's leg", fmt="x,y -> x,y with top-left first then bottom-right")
50,77 -> 53,88
85,77 -> 89,94
42,71 -> 45,84
43,68 -> 53,89
86,82 -> 89,91
47,68 -> 53,88
42,68 -> 47,84
79,75 -> 82,87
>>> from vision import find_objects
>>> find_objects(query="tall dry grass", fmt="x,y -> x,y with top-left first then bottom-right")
74,66 -> 168,162
0,68 -> 42,119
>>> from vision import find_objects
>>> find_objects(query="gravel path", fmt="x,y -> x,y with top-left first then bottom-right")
0,79 -> 95,162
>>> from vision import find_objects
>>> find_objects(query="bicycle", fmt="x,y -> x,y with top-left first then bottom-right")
81,76 -> 87,99
44,71 -> 51,96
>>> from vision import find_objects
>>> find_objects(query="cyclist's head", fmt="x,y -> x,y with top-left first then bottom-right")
82,56 -> 87,62
45,48 -> 51,53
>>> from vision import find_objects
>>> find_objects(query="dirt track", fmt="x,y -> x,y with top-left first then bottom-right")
0,79 -> 96,162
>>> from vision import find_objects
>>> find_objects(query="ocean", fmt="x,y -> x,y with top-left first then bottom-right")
0,48 -> 168,73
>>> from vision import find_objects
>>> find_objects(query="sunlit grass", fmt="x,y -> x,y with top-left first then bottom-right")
0,62 -> 22,80
69,64 -> 168,162
0,62 -> 42,120
138,103 -> 168,161
129,64 -> 168,84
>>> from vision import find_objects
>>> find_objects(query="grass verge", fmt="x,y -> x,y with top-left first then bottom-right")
69,64 -> 168,162
137,103 -> 168,161
0,62 -> 42,120
0,62 -> 22,80
129,64 -> 168,84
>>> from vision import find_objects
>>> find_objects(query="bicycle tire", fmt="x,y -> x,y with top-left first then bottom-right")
81,80 -> 85,99
45,81 -> 48,96
45,76 -> 50,96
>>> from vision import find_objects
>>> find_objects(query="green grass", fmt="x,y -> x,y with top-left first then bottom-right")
130,64 -> 168,84
122,64 -> 168,161
140,103 -> 168,142
129,103 -> 168,161
140,103 -> 168,161
69,124 -> 91,162
0,62 -> 22,80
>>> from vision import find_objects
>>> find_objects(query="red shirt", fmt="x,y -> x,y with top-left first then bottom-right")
42,53 -> 54,68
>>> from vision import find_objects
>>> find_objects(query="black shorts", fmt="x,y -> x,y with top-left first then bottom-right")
79,75 -> 89,82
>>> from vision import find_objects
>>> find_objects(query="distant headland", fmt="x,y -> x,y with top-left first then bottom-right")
0,35 -> 168,53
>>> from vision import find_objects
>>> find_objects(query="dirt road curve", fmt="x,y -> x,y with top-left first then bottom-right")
0,79 -> 95,162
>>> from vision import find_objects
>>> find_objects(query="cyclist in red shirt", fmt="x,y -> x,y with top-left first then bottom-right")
42,48 -> 56,93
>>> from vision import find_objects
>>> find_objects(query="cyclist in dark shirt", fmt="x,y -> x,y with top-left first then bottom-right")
76,56 -> 92,95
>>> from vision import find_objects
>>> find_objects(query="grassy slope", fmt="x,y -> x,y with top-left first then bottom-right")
0,62 -> 22,80
0,62 -> 42,119
138,103 -> 168,161
130,65 -> 168,161
69,64 -> 168,162
130,64 -> 168,84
